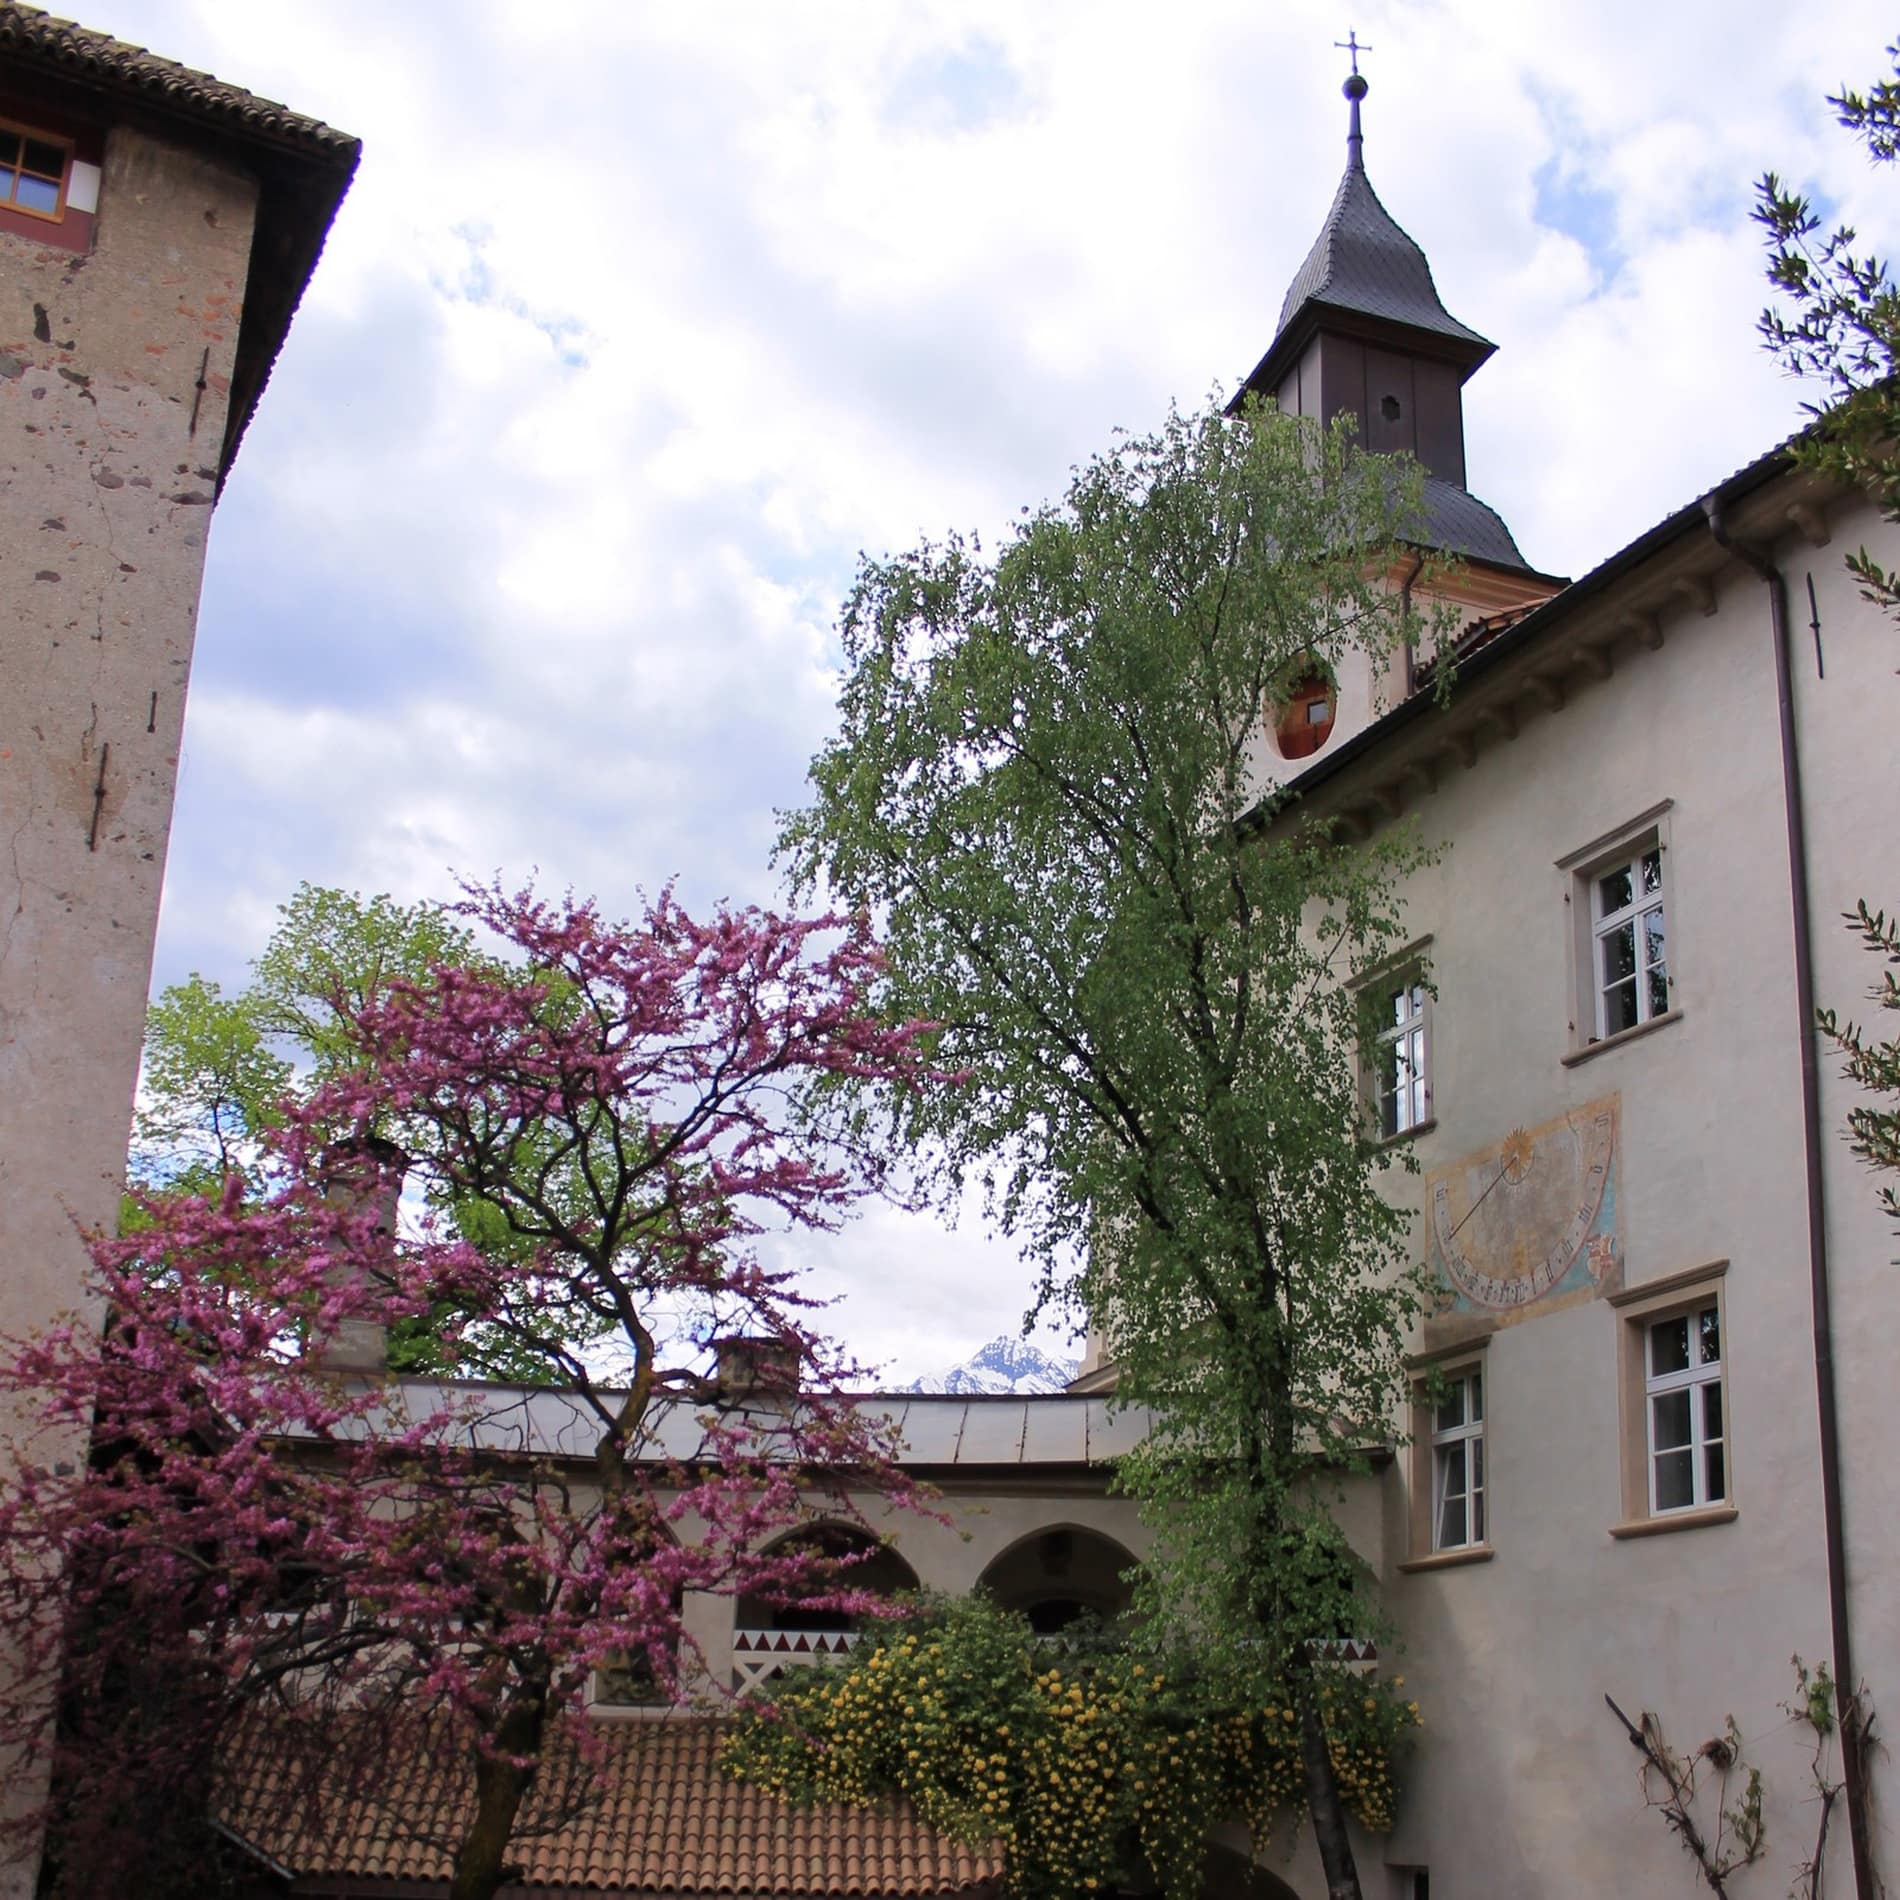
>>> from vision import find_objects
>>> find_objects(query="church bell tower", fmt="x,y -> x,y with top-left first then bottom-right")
1231,47 -> 1547,591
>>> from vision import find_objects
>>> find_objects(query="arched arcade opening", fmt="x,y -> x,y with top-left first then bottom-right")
975,1523 -> 1139,1635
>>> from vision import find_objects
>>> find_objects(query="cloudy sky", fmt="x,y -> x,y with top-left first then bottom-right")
89,0 -> 1898,1379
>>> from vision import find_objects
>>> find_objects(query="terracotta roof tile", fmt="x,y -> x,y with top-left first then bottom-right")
0,2 -> 358,157
214,1714 -> 1002,1898
0,3 -> 359,484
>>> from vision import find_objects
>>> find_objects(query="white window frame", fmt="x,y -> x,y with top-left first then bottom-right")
1609,1262 -> 1735,1535
1376,974 -> 1432,1139
1430,1366 -> 1486,1552
1590,844 -> 1669,1039
1644,1300 -> 1726,1516
1357,937 -> 1433,1139
1557,802 -> 1676,1053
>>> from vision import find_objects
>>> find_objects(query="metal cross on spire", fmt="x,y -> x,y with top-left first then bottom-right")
1335,28 -> 1372,169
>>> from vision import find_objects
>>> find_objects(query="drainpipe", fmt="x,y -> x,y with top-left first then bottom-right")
1702,496 -> 1872,1900
1399,551 -> 1426,697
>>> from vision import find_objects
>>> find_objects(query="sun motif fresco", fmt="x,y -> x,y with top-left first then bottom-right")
1424,1095 -> 1620,1339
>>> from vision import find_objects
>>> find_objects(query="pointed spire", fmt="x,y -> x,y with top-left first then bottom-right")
1226,37 -> 1545,580
1255,36 -> 1488,362
1335,29 -> 1371,170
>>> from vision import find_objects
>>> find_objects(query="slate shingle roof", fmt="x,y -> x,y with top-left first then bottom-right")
1274,159 -> 1492,357
1417,477 -> 1529,571
214,1714 -> 1003,1898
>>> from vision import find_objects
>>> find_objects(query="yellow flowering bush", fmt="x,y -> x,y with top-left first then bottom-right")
721,1598 -> 1420,1900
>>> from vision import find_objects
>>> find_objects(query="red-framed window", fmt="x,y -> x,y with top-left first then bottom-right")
1273,671 -> 1337,760
0,120 -> 70,221
0,102 -> 102,254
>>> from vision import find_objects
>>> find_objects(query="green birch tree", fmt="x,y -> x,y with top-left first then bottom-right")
781,400 -> 1449,1900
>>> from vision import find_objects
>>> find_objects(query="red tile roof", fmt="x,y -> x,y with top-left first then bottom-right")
0,4 -> 357,155
214,1714 -> 1002,1898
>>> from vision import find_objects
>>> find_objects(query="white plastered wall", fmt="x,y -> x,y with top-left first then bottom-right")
1331,488 -> 1900,1895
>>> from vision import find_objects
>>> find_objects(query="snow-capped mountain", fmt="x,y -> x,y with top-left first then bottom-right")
904,1335 -> 1079,1397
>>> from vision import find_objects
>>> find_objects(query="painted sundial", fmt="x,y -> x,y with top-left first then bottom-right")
1425,1095 -> 1621,1333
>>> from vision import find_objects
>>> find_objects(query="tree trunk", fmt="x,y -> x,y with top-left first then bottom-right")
1237,1354 -> 1363,1900
1299,1698 -> 1364,1900
447,1691 -> 546,1900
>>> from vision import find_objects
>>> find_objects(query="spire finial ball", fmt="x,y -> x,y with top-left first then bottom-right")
1344,72 -> 1368,101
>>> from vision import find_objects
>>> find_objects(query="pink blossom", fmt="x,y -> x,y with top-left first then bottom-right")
0,886 -> 948,1899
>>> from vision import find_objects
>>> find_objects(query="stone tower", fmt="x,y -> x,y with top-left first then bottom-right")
0,12 -> 355,1885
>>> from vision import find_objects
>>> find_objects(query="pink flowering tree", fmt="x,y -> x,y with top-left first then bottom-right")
0,884 -> 942,1900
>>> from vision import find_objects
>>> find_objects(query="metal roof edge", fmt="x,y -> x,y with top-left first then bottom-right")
209,1817 -> 297,1883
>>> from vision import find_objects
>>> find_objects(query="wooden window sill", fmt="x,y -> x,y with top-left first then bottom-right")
1396,1544 -> 1494,1574
1608,1504 -> 1737,1541
1563,1009 -> 1682,1067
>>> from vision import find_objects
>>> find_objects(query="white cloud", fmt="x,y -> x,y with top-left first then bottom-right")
93,0 -> 1900,1376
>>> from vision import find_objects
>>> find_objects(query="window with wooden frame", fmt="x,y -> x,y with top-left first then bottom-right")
1609,1263 -> 1736,1537
592,1590 -> 683,1712
0,119 -> 71,221
1271,668 -> 1338,760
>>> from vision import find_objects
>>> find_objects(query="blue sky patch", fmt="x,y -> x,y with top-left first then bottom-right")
1531,154 -> 1623,282
883,36 -> 1025,135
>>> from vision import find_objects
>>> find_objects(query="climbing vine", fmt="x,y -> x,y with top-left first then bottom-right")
1606,1691 -> 1766,1896
1605,1657 -> 1871,1899
723,1597 -> 1420,1900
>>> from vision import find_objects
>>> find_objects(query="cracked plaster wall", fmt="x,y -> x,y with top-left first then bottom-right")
0,130 -> 258,1880
1,122 -> 257,1339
